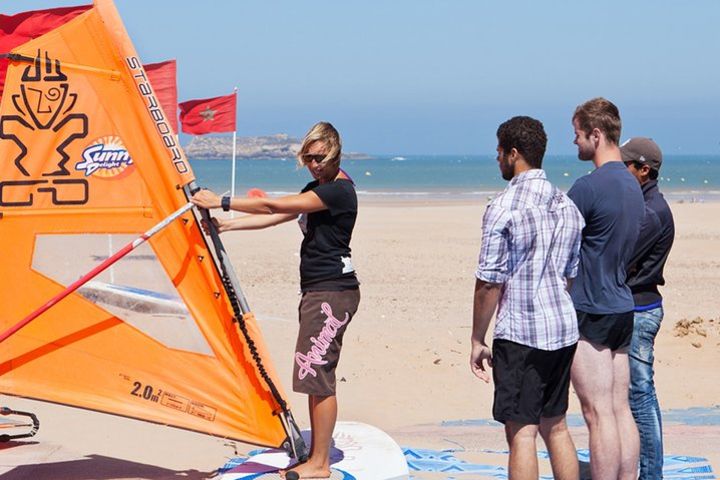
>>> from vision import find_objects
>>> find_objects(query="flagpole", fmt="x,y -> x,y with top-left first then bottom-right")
230,87 -> 238,219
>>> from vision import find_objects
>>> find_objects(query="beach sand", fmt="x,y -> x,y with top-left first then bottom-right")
2,200 -> 719,478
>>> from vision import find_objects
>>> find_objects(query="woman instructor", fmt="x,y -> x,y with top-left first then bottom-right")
191,122 -> 360,479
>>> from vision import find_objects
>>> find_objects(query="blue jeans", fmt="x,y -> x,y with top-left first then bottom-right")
629,307 -> 664,480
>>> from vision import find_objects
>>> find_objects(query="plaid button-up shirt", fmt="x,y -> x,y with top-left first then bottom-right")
476,169 -> 584,351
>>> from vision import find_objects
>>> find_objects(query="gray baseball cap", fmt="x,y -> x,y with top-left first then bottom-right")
620,137 -> 663,172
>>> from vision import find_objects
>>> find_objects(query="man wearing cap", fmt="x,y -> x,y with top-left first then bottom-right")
622,137 -> 675,480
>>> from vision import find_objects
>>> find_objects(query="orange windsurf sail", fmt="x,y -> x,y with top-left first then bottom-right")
0,0 -> 303,454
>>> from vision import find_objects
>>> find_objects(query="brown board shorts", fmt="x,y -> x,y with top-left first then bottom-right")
293,288 -> 360,396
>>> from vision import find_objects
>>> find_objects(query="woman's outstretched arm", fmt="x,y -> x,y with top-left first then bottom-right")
192,189 -> 326,215
207,212 -> 298,233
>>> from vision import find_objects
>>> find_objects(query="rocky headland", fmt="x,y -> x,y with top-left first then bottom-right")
183,134 -> 371,160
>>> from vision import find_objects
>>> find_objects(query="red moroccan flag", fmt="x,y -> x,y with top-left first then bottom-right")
179,92 -> 236,135
144,59 -> 178,133
0,5 -> 92,100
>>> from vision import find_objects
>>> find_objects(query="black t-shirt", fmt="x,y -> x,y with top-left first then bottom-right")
298,178 -> 359,291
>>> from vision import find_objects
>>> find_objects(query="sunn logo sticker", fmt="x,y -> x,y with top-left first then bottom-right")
76,135 -> 134,178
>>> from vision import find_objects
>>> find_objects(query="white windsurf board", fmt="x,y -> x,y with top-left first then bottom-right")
220,421 -> 408,480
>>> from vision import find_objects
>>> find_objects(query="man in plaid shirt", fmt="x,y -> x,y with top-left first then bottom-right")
471,116 -> 584,480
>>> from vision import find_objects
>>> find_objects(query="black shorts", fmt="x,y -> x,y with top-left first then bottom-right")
492,339 -> 577,425
293,289 -> 360,396
576,310 -> 633,351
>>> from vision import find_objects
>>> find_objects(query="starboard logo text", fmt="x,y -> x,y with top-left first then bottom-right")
76,136 -> 134,178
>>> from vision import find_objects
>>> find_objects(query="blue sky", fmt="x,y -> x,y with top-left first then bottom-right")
6,1 -> 720,154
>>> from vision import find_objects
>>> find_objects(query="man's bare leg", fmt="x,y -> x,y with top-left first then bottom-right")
613,350 -> 640,480
284,395 -> 336,479
539,415 -> 579,480
505,421 -> 539,480
571,339 -> 620,480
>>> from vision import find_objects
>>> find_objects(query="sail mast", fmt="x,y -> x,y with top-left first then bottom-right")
188,182 -> 308,459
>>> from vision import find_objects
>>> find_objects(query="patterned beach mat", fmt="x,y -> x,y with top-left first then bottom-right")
403,447 -> 716,479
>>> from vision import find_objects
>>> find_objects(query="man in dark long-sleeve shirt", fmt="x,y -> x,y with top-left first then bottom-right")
622,137 -> 675,480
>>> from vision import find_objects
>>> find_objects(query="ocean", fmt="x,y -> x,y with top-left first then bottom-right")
189,155 -> 720,202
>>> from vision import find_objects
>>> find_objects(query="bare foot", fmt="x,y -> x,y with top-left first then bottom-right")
280,461 -> 331,479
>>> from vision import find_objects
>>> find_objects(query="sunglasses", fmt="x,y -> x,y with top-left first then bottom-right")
302,154 -> 326,164
625,160 -> 645,169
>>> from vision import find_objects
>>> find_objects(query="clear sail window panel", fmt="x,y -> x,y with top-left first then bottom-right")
32,234 -> 213,356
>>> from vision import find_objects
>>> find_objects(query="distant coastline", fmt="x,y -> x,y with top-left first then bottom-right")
189,154 -> 720,204
183,134 -> 372,160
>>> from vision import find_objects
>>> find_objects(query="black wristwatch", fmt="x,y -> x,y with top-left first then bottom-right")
221,195 -> 231,212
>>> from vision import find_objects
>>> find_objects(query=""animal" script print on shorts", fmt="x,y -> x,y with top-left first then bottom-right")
293,289 -> 360,396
